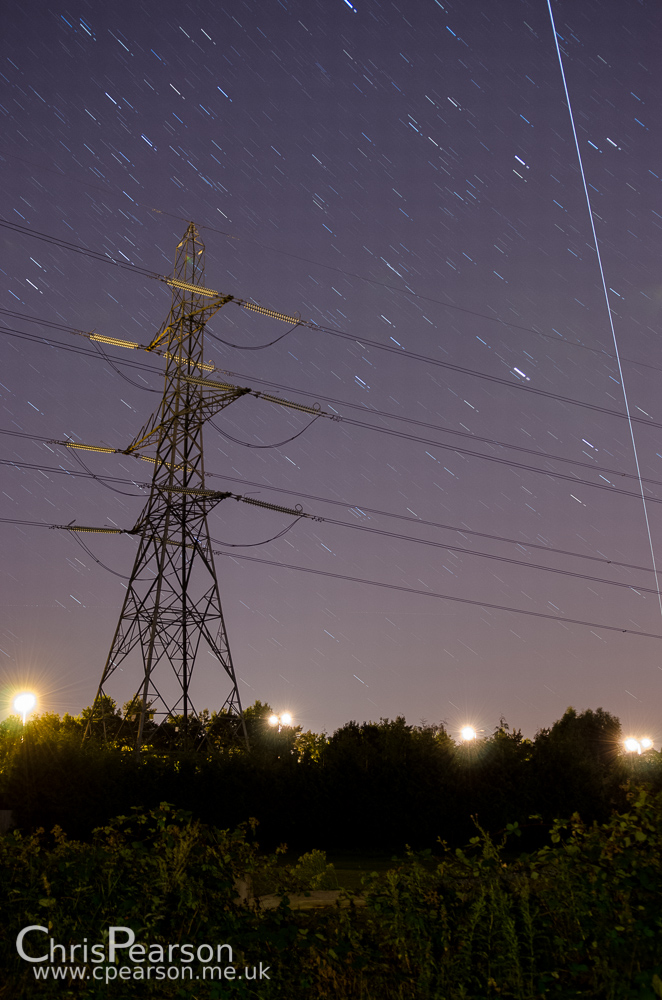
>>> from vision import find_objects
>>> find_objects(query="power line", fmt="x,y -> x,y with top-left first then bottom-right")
320,516 -> 660,598
0,307 -> 95,335
4,152 -> 661,382
69,448 -> 149,497
303,318 -> 660,431
206,322 -> 302,351
201,471 -> 659,577
1,456 -> 658,597
220,367 -> 659,488
208,414 -> 321,449
0,217 -> 161,279
2,224 -> 660,432
4,192 -> 659,716
152,209 -> 662,376
0,322 -> 163,375
0,456 -> 150,488
90,338 -> 161,393
208,518 -> 303,548
338,416 -> 662,504
71,532 -> 134,580
0,354 -> 659,507
1,508 -> 658,628
1,374 -> 660,508
212,550 -> 662,642
1,310 -> 658,492
3,221 -> 660,627
0,214 -> 610,360
1,429 -> 660,576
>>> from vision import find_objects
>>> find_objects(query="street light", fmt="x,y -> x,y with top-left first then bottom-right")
13,692 -> 37,725
624,736 -> 654,755
268,712 -> 293,733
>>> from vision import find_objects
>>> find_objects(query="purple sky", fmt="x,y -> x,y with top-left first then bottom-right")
1,0 -> 662,743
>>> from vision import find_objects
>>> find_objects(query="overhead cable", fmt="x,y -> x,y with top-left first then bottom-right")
3,457 -> 658,595
212,550 -> 662,642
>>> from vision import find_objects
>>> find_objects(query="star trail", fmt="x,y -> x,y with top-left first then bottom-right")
1,0 -> 661,740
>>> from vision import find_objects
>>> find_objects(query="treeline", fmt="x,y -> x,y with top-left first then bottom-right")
1,702 -> 660,850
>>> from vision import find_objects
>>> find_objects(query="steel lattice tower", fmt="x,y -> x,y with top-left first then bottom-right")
88,223 -> 249,748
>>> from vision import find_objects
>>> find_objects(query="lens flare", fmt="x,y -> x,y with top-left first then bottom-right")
13,691 -> 37,724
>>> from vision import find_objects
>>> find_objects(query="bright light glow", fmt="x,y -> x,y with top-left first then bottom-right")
268,715 -> 279,727
624,736 -> 654,754
460,725 -> 476,742
13,692 -> 37,725
281,712 -> 293,726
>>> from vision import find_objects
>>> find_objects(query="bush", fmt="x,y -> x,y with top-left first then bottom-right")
2,794 -> 662,998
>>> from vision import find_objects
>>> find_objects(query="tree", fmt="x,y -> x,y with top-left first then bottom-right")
531,707 -> 624,821
80,695 -> 124,740
293,729 -> 328,764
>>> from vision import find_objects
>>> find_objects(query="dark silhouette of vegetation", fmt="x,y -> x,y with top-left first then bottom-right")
2,794 -> 662,998
0,703 -> 660,850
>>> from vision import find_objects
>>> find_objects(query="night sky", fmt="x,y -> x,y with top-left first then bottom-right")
2,0 -> 662,743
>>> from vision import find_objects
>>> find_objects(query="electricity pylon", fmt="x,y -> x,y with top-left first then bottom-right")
88,223 -> 251,749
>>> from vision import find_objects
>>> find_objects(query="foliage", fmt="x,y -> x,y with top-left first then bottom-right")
1,703 -> 660,850
2,795 -> 662,998
289,849 -> 339,891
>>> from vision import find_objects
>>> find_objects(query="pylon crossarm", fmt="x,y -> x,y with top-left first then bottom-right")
181,374 -> 247,391
51,437 -> 192,475
126,387 -> 250,455
54,438 -> 183,473
146,294 -> 234,352
155,485 -> 232,500
51,491 -> 319,540
83,330 -> 216,373
199,387 -> 252,423
124,406 -> 168,455
181,374 -> 335,420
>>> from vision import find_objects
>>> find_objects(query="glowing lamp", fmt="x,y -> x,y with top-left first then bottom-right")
13,692 -> 37,725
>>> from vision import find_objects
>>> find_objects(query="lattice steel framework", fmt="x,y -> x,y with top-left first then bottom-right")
88,223 -> 249,748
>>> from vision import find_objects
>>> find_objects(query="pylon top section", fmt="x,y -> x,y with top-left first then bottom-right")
147,223 -> 225,358
175,222 -> 205,283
